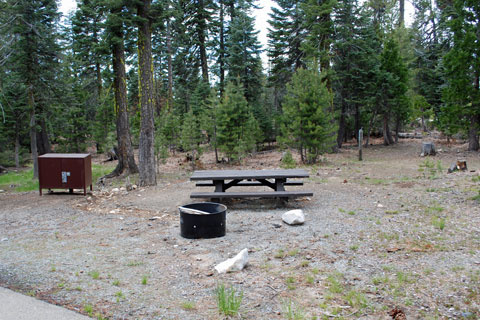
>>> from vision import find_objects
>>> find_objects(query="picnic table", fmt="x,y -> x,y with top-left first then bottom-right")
190,169 -> 313,200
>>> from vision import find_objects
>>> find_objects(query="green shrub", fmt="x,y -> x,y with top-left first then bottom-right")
281,150 -> 296,169
0,149 -> 29,167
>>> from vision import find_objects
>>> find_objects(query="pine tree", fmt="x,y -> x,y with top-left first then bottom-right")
0,0 -> 61,177
442,0 -> 480,151
301,0 -> 336,83
280,66 -> 337,164
226,1 -> 263,105
267,0 -> 307,110
70,0 -> 110,151
180,109 -> 203,169
201,88 -> 220,162
216,81 -> 258,161
378,37 -> 409,145
411,0 -> 444,127
333,0 -> 382,147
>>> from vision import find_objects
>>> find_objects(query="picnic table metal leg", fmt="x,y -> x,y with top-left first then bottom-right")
275,178 -> 288,201
275,178 -> 286,191
212,180 -> 224,203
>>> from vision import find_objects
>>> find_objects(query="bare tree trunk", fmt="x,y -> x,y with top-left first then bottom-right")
395,118 -> 400,143
219,2 -> 225,95
36,117 -> 51,155
28,87 -> 38,179
337,104 -> 346,148
197,0 -> 209,83
166,15 -> 173,106
137,0 -> 157,186
468,115 -> 479,151
364,111 -> 377,148
469,73 -> 480,151
421,115 -> 427,132
15,128 -> 20,168
107,10 -> 138,178
383,114 -> 394,145
399,0 -> 405,27
354,104 -> 360,140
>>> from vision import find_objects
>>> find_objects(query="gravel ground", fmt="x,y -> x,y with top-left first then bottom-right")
0,139 -> 479,319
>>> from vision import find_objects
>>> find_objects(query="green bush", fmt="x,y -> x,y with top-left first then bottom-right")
281,150 -> 297,169
0,149 -> 29,167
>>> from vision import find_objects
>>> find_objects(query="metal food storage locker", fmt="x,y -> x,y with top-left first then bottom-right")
38,153 -> 92,196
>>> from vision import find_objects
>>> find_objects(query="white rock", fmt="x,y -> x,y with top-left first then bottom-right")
112,188 -> 120,193
377,203 -> 384,208
282,209 -> 305,225
214,248 -> 249,274
0,190 -> 5,193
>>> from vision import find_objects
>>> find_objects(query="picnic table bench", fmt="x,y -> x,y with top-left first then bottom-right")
190,169 -> 313,201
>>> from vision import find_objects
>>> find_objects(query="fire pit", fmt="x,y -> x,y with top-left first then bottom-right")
179,202 -> 226,239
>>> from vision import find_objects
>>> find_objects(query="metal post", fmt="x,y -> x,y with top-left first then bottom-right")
358,128 -> 363,161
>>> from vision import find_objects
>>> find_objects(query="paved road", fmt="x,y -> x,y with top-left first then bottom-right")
0,287 -> 91,320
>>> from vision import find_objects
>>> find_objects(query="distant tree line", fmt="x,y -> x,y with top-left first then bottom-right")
0,0 -> 478,180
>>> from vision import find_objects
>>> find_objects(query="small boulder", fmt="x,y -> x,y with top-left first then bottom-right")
214,248 -> 249,274
282,209 -> 305,225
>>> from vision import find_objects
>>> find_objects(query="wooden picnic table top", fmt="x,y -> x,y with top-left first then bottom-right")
190,169 -> 310,181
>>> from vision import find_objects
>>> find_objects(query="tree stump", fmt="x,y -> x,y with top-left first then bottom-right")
447,160 -> 467,173
420,142 -> 436,156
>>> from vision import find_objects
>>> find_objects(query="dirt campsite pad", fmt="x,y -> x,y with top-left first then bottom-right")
1,140 -> 479,319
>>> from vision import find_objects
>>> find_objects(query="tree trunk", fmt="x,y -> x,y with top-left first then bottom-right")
166,14 -> 173,105
354,104 -> 360,141
197,0 -> 209,83
36,117 -> 51,155
395,118 -> 400,143
364,111 -> 377,148
399,0 -> 405,27
468,115 -> 479,151
93,18 -> 103,100
337,104 -> 346,148
219,2 -> 225,95
387,121 -> 394,144
383,114 -> 391,146
137,0 -> 157,186
28,87 -> 38,179
107,11 -> 138,178
469,72 -> 480,151
421,114 -> 427,132
15,124 -> 20,168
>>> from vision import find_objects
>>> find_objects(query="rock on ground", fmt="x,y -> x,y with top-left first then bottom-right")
214,248 -> 249,274
282,209 -> 305,225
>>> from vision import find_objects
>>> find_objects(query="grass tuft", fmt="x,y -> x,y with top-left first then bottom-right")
88,271 -> 100,280
281,299 -> 305,320
216,283 -> 243,317
180,301 -> 196,310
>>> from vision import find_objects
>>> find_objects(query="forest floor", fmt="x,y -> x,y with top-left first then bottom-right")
0,138 -> 479,320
